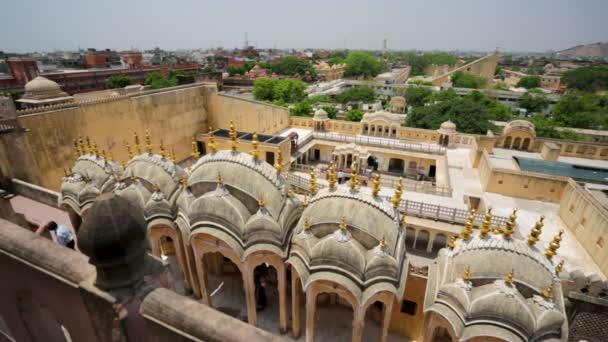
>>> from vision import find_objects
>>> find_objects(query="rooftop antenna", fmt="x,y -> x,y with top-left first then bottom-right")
383,37 -> 388,63
244,32 -> 249,48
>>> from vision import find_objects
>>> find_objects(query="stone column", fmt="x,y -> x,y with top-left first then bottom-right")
185,244 -> 202,299
278,263 -> 288,334
242,268 -> 257,326
305,287 -> 317,342
379,299 -> 394,342
426,232 -> 436,253
352,306 -> 365,342
193,249 -> 212,306
292,270 -> 302,338
412,229 -> 419,249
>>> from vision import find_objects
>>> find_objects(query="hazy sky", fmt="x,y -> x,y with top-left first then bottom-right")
2,0 -> 607,53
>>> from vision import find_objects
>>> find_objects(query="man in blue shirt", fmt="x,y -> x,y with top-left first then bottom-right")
39,221 -> 75,249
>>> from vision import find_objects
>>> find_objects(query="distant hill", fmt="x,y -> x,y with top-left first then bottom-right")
558,42 -> 608,58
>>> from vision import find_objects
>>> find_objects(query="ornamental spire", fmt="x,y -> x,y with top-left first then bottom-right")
78,136 -> 86,155
251,132 -> 260,159
258,195 -> 265,209
86,136 -> 92,154
73,139 -> 81,157
372,172 -> 381,197
460,209 -> 476,240
303,217 -> 311,231
463,265 -> 471,281
555,260 -> 564,275
145,130 -> 153,154
274,149 -> 283,174
229,121 -> 238,152
208,127 -> 217,153
159,139 -> 166,159
349,168 -> 358,191
133,131 -> 142,154
339,216 -> 347,231
545,230 -> 564,260
543,284 -> 553,299
191,136 -> 200,159
504,269 -> 514,286
392,177 -> 403,208
480,207 -> 492,238
527,215 -> 545,246
447,235 -> 456,250
309,167 -> 317,194
503,208 -> 517,239
328,161 -> 336,190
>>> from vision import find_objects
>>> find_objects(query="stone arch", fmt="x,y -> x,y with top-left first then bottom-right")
522,138 -> 531,151
388,158 -> 405,174
15,291 -> 72,342
415,230 -> 430,250
503,136 -> 512,148
423,311 -> 458,342
360,291 -> 396,342
148,221 -> 190,294
306,279 -> 359,342
432,233 -> 448,252
512,137 -> 521,150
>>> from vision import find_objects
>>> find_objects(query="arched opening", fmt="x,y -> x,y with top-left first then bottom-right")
407,161 -> 418,176
361,300 -> 393,342
432,233 -> 447,253
503,136 -> 512,148
253,264 -> 280,333
522,138 -> 531,150
443,135 -> 450,146
314,291 -> 354,341
388,158 -> 405,174
512,137 -> 521,150
414,230 -> 430,250
202,252 -> 248,321
405,227 -> 416,248
431,326 -> 453,342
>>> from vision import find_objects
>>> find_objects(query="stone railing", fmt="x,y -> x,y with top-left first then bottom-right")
290,163 -> 452,197
17,101 -> 78,115
312,131 -> 446,155
286,173 -> 507,227
0,118 -> 23,133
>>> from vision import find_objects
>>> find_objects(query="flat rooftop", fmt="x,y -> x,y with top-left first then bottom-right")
515,157 -> 608,184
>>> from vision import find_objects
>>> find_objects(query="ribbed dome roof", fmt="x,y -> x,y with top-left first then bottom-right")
22,76 -> 68,100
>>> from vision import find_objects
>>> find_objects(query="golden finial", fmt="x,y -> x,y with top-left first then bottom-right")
349,168 -> 357,190
124,141 -> 134,159
258,195 -> 265,209
229,120 -> 238,152
152,184 -> 160,193
463,265 -> 471,281
108,150 -> 114,162
86,136 -> 92,153
543,284 -> 553,299
78,136 -> 86,154
328,161 -> 336,190
392,177 -> 403,208
251,132 -> 260,159
133,132 -> 142,154
159,139 -> 166,158
63,167 -> 69,177
73,139 -> 81,156
503,208 -> 517,239
527,215 -> 545,246
120,160 -> 127,169
448,235 -> 456,250
92,141 -> 99,158
170,148 -> 176,163
145,130 -> 152,154
339,216 -> 347,231
379,235 -> 387,249
480,207 -> 492,238
303,217 -> 311,231
274,149 -> 283,174
179,175 -> 188,188
460,209 -> 476,240
102,149 -> 108,161
555,260 -> 564,275
208,127 -> 217,153
372,173 -> 381,197
545,230 -> 564,260
309,167 -> 317,194
187,160 -> 193,172
504,269 -> 514,285
303,195 -> 308,208
216,173 -> 224,185
191,136 -> 200,159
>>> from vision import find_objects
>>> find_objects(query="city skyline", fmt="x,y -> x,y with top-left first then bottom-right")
1,0 -> 607,53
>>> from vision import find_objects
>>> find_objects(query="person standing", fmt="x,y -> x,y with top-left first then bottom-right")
36,221 -> 75,249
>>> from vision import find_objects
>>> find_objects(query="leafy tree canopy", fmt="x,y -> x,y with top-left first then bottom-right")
336,86 -> 376,104
344,51 -> 384,78
270,56 -> 317,78
327,50 -> 348,65
252,78 -> 306,103
404,86 -> 433,107
527,115 -> 582,140
519,92 -> 549,113
321,106 -> 337,119
346,109 -> 365,122
561,66 -> 608,93
516,75 -> 541,89
390,52 -> 457,76
290,100 -> 312,117
551,93 -> 608,130
106,75 -> 131,89
144,71 -> 177,89
451,71 -> 487,89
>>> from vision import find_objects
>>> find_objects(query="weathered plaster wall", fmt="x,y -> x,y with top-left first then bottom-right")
388,272 -> 427,341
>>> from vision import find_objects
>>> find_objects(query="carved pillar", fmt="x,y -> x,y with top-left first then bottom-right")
243,267 -> 257,326
426,232 -> 436,253
412,229 -> 419,249
278,263 -> 288,334
352,306 -> 365,342
379,299 -> 394,342
291,269 -> 302,338
184,242 -> 202,298
193,249 -> 212,306
305,286 -> 317,342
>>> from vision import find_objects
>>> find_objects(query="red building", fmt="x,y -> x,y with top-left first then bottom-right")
121,52 -> 144,69
84,52 -> 111,69
6,58 -> 39,84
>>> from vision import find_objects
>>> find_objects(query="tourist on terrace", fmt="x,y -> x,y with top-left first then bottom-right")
36,221 -> 75,249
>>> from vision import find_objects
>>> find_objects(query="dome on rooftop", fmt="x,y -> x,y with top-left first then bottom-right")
313,108 -> 329,121
22,76 -> 69,100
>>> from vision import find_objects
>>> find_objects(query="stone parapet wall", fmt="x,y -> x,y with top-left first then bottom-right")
535,138 -> 608,161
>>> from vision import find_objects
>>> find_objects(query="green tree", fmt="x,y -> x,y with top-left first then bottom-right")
336,86 -> 376,104
561,66 -> 608,93
404,86 -> 433,107
516,75 -> 541,89
493,83 -> 509,91
321,106 -> 337,119
519,92 -> 549,113
273,78 -> 306,103
552,94 -> 608,129
290,100 -> 312,117
346,109 -> 365,122
270,57 -> 317,78
228,65 -> 246,76
527,115 -> 581,140
494,65 -> 505,80
344,51 -> 384,78
144,72 -> 177,89
106,75 -> 131,89
252,78 -> 277,101
451,71 -> 487,89
327,50 -> 347,65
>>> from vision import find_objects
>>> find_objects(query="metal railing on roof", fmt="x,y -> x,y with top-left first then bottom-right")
311,132 -> 446,155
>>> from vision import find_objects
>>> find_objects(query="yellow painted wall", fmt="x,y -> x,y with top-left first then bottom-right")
559,180 -> 608,276
389,272 -> 428,341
